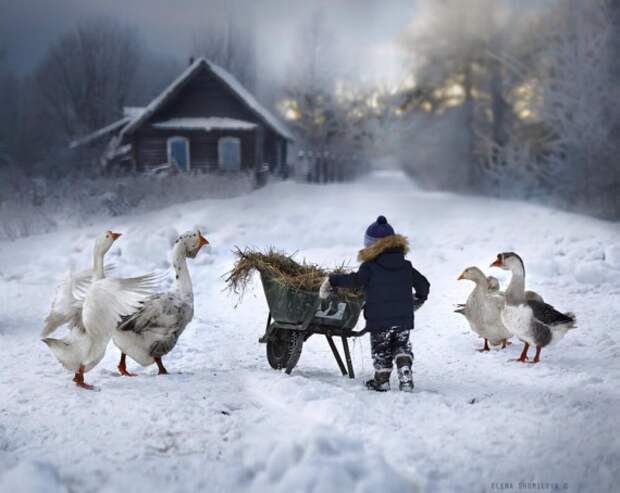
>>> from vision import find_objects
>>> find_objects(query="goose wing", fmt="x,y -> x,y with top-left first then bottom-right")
42,267 -> 108,337
117,292 -> 189,335
487,292 -> 505,311
525,290 -> 544,303
527,300 -> 574,327
71,264 -> 115,302
82,273 -> 162,338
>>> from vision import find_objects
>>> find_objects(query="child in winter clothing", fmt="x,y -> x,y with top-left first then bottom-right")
320,216 -> 430,392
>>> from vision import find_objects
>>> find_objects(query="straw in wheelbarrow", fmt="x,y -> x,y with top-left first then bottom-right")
224,247 -> 363,301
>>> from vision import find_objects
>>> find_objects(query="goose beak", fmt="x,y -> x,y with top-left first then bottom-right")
109,231 -> 122,241
490,257 -> 502,268
198,233 -> 209,249
457,272 -> 465,281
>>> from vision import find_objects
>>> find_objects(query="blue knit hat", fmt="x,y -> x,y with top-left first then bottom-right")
364,215 -> 395,247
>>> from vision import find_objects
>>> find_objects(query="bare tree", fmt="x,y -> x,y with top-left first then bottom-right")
284,10 -> 342,151
35,17 -> 142,139
191,3 -> 257,91
0,46 -> 12,166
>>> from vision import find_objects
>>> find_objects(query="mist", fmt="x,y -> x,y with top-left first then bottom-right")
1,0 -> 619,242
1,2 -> 619,490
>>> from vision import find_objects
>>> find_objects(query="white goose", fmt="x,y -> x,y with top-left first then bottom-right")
491,252 -> 576,363
43,231 -> 160,389
42,254 -> 115,338
457,266 -> 512,351
113,230 -> 209,376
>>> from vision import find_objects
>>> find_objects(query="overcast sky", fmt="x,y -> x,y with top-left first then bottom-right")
0,0 -> 417,85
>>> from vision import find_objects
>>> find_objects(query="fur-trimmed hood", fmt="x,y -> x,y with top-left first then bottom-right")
358,234 -> 409,262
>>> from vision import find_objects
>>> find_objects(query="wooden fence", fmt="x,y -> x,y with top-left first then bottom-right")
294,150 -> 368,183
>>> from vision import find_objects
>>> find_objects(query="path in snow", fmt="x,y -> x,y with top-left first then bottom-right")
1,171 -> 619,493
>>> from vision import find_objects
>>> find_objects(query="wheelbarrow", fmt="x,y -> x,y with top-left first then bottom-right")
258,272 -> 366,378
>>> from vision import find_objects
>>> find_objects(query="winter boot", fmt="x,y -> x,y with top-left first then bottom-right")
396,355 -> 414,392
366,370 -> 391,392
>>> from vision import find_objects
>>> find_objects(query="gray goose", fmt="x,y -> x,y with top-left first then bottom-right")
112,230 -> 209,375
490,252 -> 576,363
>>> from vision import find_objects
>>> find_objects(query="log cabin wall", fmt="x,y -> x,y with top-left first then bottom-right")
134,128 -> 257,171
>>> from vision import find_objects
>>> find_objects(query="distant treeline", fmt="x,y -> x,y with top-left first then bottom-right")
1,1 -> 619,220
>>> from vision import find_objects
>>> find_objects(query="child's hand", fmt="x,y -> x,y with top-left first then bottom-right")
319,277 -> 333,299
413,297 -> 426,312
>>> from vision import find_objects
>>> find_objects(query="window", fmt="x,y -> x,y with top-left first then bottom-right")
218,137 -> 241,171
167,136 -> 190,172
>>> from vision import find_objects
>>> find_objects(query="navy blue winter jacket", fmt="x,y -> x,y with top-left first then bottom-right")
329,235 -> 430,332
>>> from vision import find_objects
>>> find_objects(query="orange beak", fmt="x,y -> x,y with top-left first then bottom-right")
457,272 -> 465,281
108,231 -> 122,241
198,232 -> 209,249
490,257 -> 502,268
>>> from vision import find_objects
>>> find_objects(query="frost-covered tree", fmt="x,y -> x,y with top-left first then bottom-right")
531,0 -> 619,216
400,0 -> 522,189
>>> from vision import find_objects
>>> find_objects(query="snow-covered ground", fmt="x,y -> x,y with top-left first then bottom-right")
1,170 -> 619,493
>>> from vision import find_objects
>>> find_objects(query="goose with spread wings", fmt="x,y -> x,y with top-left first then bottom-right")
42,231 -> 160,389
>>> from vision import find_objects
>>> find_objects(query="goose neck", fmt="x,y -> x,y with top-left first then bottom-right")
92,246 -> 105,279
172,243 -> 193,299
506,268 -> 526,305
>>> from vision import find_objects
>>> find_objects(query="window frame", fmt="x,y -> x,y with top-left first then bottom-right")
217,136 -> 242,172
166,136 -> 191,172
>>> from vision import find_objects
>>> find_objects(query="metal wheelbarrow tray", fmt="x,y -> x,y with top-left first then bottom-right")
258,272 -> 365,378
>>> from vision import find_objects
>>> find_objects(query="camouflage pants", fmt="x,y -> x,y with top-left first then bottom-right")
370,328 -> 413,372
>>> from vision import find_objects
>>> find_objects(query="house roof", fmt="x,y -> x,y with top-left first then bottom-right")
123,107 -> 145,119
69,116 -> 131,149
122,58 -> 293,141
71,58 -> 293,150
152,117 -> 257,131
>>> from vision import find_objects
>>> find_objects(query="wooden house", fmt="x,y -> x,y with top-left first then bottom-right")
71,58 -> 293,176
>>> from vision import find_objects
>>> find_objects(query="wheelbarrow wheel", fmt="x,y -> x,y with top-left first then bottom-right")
266,329 -> 303,371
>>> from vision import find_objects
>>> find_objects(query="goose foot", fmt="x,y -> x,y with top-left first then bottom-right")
118,367 -> 137,377
477,339 -> 490,352
527,345 -> 542,364
155,357 -> 168,375
76,381 -> 96,390
74,366 -> 95,390
512,343 -> 530,363
118,353 -> 137,377
500,339 -> 512,349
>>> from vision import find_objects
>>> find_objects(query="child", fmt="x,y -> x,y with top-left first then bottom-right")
319,216 -> 430,392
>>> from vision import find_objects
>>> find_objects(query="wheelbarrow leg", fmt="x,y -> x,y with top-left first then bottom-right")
285,331 -> 304,375
341,336 -> 355,379
325,335 -> 347,376
258,312 -> 272,343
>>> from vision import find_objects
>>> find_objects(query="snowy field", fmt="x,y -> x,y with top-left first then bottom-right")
1,170 -> 619,493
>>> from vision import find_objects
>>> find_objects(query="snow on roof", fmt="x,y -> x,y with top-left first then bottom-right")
122,58 -> 294,140
207,61 -> 294,140
151,117 -> 257,132
123,107 -> 145,119
69,117 -> 131,149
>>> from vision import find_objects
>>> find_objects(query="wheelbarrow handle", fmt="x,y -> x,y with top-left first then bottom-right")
348,328 -> 370,337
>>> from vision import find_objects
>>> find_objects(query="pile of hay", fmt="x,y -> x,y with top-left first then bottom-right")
224,247 -> 363,300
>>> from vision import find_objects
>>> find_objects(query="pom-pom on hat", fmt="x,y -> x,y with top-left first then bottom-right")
364,215 -> 395,247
